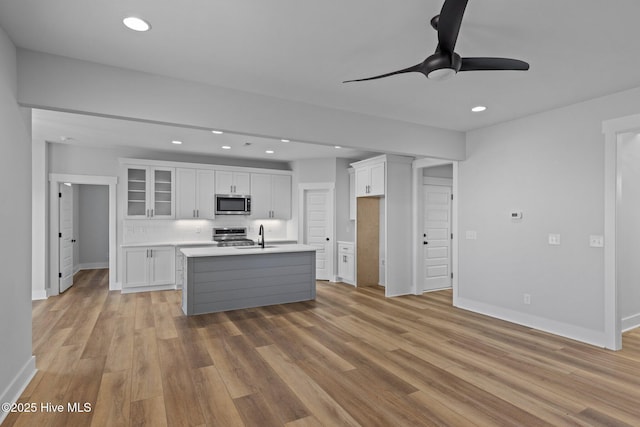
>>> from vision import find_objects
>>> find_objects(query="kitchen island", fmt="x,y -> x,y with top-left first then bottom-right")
180,244 -> 316,315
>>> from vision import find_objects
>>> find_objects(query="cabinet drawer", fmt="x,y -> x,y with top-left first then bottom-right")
338,243 -> 354,254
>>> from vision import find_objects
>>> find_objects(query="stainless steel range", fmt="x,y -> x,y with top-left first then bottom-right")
212,227 -> 255,247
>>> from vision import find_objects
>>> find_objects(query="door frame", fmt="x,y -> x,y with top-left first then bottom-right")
298,182 -> 336,281
602,112 -> 640,350
411,159 -> 459,301
49,173 -> 118,296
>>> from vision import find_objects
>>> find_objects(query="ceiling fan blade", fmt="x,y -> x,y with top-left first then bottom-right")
460,57 -> 530,71
437,0 -> 469,54
343,63 -> 424,83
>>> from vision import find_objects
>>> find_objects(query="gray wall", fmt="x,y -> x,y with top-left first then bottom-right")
460,84 -> 640,345
78,185 -> 109,266
0,24 -> 34,409
72,184 -> 80,272
619,133 -> 640,329
423,164 -> 453,178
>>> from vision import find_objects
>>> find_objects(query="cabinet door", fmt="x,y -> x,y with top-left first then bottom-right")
344,253 -> 355,282
355,167 -> 370,197
151,167 -> 175,218
126,167 -> 149,218
215,171 -> 234,194
176,168 -> 197,219
233,172 -> 251,194
123,248 -> 150,288
369,162 -> 385,196
196,170 -> 215,218
271,174 -> 291,219
338,253 -> 347,279
250,173 -> 272,219
149,247 -> 175,286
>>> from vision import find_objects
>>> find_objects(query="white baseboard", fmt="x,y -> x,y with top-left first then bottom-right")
110,281 -> 122,292
622,313 -> 640,332
78,262 -> 109,270
422,286 -> 453,294
456,297 -> 609,349
0,356 -> 37,424
31,289 -> 47,300
121,283 -> 175,294
73,264 -> 81,275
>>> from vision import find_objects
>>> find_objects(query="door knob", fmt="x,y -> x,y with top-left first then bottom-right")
423,241 -> 428,245
326,237 -> 330,241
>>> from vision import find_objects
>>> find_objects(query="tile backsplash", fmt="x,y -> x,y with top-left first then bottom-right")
123,217 -> 291,244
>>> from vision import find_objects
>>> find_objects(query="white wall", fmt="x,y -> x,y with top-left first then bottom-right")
460,85 -> 640,346
78,184 -> 109,267
18,50 -> 465,160
0,24 -> 35,419
619,133 -> 640,330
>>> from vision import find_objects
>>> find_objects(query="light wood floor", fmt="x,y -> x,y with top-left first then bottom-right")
4,269 -> 640,427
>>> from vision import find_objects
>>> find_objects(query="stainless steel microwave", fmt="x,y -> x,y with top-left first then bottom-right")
215,194 -> 251,215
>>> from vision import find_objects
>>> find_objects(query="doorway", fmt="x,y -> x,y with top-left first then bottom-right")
298,183 -> 335,281
412,159 -> 458,298
49,174 -> 117,296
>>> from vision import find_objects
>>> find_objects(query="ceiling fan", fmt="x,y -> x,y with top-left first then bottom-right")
344,0 -> 529,83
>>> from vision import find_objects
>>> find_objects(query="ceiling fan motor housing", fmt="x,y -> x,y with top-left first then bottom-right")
426,51 -> 461,80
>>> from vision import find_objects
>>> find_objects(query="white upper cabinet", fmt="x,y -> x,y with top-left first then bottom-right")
176,168 -> 215,219
215,170 -> 250,194
126,165 -> 175,219
250,173 -> 292,219
354,160 -> 385,197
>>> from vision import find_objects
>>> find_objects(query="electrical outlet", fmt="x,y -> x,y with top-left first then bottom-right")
196,227 -> 201,234
589,235 -> 604,247
548,234 -> 561,245
523,294 -> 531,305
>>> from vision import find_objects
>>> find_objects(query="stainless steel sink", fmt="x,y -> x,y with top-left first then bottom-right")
234,245 -> 277,250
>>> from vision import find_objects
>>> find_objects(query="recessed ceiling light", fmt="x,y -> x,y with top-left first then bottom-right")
265,150 -> 275,154
171,140 -> 182,145
471,105 -> 487,113
281,139 -> 290,143
123,16 -> 151,32
212,130 -> 224,134
334,145 -> 342,149
221,145 -> 231,150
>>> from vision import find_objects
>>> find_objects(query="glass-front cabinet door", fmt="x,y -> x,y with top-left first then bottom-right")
127,167 -> 148,217
126,166 -> 175,219
152,168 -> 175,218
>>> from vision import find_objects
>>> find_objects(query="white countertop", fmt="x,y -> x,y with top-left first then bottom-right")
181,244 -> 315,257
122,239 -> 297,248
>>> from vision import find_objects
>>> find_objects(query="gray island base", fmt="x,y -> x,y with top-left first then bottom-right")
180,245 -> 316,315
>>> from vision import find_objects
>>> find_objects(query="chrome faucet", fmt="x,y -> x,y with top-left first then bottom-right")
258,224 -> 265,249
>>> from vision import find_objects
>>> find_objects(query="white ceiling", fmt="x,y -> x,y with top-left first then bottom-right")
3,0 -> 640,152
32,109 -> 377,162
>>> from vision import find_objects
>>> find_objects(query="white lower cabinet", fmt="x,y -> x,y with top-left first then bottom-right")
123,246 -> 175,289
337,241 -> 355,285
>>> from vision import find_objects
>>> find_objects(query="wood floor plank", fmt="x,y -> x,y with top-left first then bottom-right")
89,370 -> 131,427
11,270 -> 640,427
130,328 -> 164,402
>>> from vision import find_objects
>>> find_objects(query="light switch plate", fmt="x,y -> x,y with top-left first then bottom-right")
466,231 -> 477,240
548,233 -> 561,245
589,235 -> 604,247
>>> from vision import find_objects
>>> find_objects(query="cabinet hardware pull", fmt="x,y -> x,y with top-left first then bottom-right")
151,209 -> 154,217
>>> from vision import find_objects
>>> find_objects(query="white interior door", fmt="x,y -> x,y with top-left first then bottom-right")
59,183 -> 74,293
304,189 -> 333,280
423,184 -> 452,292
